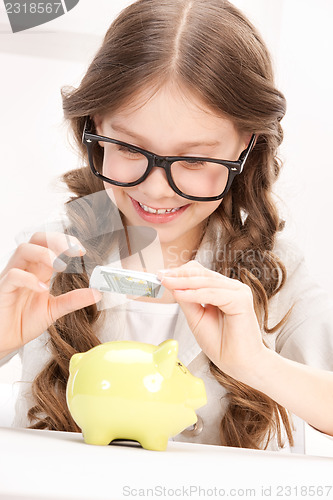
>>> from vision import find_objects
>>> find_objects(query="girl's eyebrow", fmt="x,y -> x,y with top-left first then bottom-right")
110,122 -> 221,149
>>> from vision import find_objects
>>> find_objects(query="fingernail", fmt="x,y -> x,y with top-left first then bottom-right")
53,257 -> 67,272
91,288 -> 102,302
38,281 -> 49,290
66,244 -> 86,256
157,268 -> 172,277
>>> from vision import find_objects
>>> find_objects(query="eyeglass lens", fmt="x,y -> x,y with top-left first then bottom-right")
96,140 -> 230,198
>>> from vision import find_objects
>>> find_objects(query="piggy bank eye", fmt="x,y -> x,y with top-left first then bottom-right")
177,361 -> 187,374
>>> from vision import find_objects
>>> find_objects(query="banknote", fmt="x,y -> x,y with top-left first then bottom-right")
89,266 -> 165,298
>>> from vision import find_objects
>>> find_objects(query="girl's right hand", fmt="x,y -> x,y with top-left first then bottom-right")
0,232 -> 102,358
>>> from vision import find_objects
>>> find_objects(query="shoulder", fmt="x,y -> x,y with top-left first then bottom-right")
271,232 -> 330,307
268,233 -> 333,367
272,233 -> 305,277
271,233 -> 327,304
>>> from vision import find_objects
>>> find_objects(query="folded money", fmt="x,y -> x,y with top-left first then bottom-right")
89,266 -> 165,298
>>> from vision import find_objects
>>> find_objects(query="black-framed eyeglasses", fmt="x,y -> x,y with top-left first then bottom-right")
82,117 -> 256,202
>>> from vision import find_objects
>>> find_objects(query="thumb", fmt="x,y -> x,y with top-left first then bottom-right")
50,287 -> 102,323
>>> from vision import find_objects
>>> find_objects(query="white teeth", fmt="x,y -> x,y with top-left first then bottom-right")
138,202 -> 181,214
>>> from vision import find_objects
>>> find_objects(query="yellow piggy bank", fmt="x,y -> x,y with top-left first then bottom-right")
66,339 -> 207,451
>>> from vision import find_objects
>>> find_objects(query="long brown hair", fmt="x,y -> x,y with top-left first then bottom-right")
28,0 -> 295,449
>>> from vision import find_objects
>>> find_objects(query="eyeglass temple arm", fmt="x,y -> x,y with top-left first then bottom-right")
239,134 -> 256,173
82,116 -> 94,142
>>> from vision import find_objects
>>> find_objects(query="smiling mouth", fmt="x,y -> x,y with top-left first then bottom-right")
129,196 -> 190,222
137,201 -> 182,214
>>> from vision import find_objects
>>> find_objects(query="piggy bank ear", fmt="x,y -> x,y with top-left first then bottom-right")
153,340 -> 178,379
69,353 -> 84,372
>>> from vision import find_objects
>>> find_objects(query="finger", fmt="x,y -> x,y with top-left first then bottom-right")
49,288 -> 102,323
157,262 -> 236,283
0,242 -> 84,282
29,231 -> 86,257
157,261 -> 210,279
161,275 -> 242,292
172,287 -> 253,316
176,299 -> 223,365
0,268 -> 52,294
175,298 -> 204,331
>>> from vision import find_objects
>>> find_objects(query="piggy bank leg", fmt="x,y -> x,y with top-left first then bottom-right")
82,428 -> 114,446
139,434 -> 169,451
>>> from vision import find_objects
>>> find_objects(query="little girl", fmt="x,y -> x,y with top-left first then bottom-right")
1,0 -> 333,452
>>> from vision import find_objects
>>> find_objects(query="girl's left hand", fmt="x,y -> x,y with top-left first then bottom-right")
158,261 -> 267,382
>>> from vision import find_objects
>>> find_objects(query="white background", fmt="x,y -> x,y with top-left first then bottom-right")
0,0 -> 333,463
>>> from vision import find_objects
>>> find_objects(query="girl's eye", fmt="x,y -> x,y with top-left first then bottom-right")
118,145 -> 141,156
181,160 -> 206,169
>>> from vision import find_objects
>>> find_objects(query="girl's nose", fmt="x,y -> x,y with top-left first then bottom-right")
140,165 -> 176,199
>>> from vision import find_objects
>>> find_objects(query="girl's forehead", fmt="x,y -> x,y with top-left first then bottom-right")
103,82 -> 237,136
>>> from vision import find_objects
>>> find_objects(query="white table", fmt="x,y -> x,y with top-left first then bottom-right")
0,427 -> 333,500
